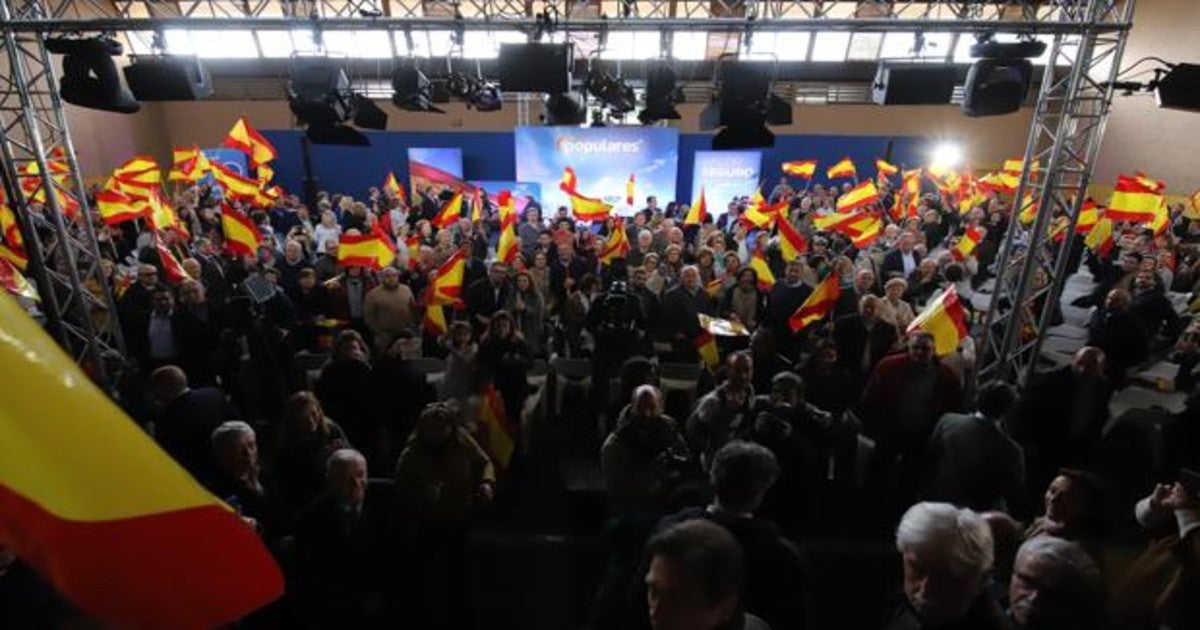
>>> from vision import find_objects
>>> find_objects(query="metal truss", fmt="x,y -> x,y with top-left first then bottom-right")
0,0 -> 124,382
975,0 -> 1135,385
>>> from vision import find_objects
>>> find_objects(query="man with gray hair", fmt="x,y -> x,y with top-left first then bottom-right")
205,421 -> 274,534
660,264 -> 716,360
1007,536 -> 1102,629
885,501 -> 1007,629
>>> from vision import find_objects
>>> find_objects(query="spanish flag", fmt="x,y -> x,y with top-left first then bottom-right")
1018,194 -> 1040,225
1085,218 -> 1114,257
220,204 -> 263,257
469,188 -> 484,223
684,187 -> 708,226
848,212 -> 883,249
154,233 -> 192,284
836,180 -> 880,213
906,285 -> 970,356
428,248 -> 466,306
1145,197 -> 1170,236
0,257 -> 38,302
1106,174 -> 1163,223
782,160 -> 817,179
777,214 -> 807,261
695,330 -> 720,369
432,191 -> 464,229
978,171 -> 1019,196
210,160 -> 263,201
406,235 -> 422,271
147,190 -> 189,239
1002,158 -> 1040,176
900,169 -> 922,218
0,293 -> 283,628
952,226 -> 984,261
337,233 -> 394,270
813,209 -> 861,233
0,242 -> 27,272
560,168 -> 613,222
423,303 -> 449,336
788,272 -> 840,332
705,277 -> 724,299
111,156 -> 162,195
223,116 -> 278,167
169,146 -> 207,183
479,383 -> 517,470
496,191 -> 520,265
748,251 -> 776,290
875,158 -> 899,177
626,173 -> 636,207
742,191 -> 785,229
95,188 -> 145,226
599,218 -> 631,266
826,157 -> 857,180
384,171 -> 406,205
1075,199 -> 1100,234
256,163 -> 275,186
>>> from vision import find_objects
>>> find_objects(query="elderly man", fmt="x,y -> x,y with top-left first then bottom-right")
205,421 -> 276,536
464,261 -> 512,334
660,441 -> 811,630
687,352 -> 755,470
834,268 -> 879,318
885,502 -> 1007,629
881,231 -> 922,281
1007,536 -> 1103,630
660,265 -> 716,359
644,519 -> 771,630
833,294 -> 898,387
627,229 -> 656,269
292,449 -> 393,628
1086,288 -> 1149,382
363,266 -> 416,352
150,365 -> 238,480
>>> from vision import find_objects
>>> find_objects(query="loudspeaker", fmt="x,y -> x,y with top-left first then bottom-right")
1156,63 -> 1200,112
47,37 -> 140,113
123,56 -> 213,101
962,58 -> 1033,117
497,43 -> 573,93
871,62 -> 957,105
288,58 -> 355,128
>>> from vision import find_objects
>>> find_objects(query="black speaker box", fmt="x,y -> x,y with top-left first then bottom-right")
1156,63 -> 1200,112
962,58 -> 1033,117
123,56 -> 213,101
871,62 -> 957,105
497,43 -> 573,93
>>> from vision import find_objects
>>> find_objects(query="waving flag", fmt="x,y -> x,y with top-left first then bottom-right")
907,286 -> 970,356
479,383 -> 517,470
599,218 -> 631,266
469,188 -> 484,223
789,272 -> 841,332
952,226 -> 984,261
384,172 -> 406,205
559,167 -> 613,222
223,117 -> 277,167
1085,218 -> 1115,257
626,173 -> 636,206
210,160 -> 262,201
777,214 -> 808,261
742,191 -> 785,229
875,159 -> 899,177
169,146 -> 209,183
684,187 -> 708,226
405,235 -> 421,271
0,257 -> 38,302
146,190 -> 189,239
220,205 -> 263,257
1106,174 -> 1164,223
432,191 -> 464,229
826,157 -> 857,180
1076,199 -> 1101,234
153,233 -> 191,284
978,171 -> 1020,196
695,330 -> 720,369
0,291 -> 284,629
782,160 -> 817,179
748,250 -> 776,290
428,249 -> 466,306
836,180 -> 880,213
496,191 -> 520,265
848,213 -> 883,249
337,232 -> 394,270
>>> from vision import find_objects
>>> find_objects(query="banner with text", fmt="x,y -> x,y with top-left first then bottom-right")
514,126 -> 679,215
691,150 -> 762,212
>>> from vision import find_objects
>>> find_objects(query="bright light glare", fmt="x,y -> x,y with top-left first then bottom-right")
931,143 -> 963,168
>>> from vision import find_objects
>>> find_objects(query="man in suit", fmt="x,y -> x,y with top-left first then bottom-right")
464,261 -> 512,334
832,294 -> 898,387
833,268 -> 879,318
1086,288 -> 1150,383
150,365 -> 238,480
659,265 -> 716,359
921,381 -> 1025,513
881,231 -> 922,281
764,260 -> 814,357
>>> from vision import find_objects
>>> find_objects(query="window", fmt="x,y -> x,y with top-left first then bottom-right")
847,33 -> 883,60
810,32 -> 850,62
409,30 -> 455,57
164,29 -> 259,58
461,30 -> 528,59
672,31 -> 708,61
600,31 -> 661,60
323,30 -> 393,58
258,30 -> 319,58
746,32 -> 811,62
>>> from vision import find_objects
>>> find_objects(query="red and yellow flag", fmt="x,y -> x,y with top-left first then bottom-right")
742,191 -> 785,229
826,157 -> 857,180
406,235 -> 421,271
154,233 -> 191,284
748,251 -> 776,290
1002,158 -> 1040,177
559,167 -> 613,222
469,188 -> 485,223
625,173 -> 636,206
1186,189 -> 1200,220
479,383 -> 517,470
1106,174 -> 1164,223
169,146 -> 208,183
836,180 -> 880,213
220,205 -> 263,257
900,169 -> 922,219
684,187 -> 708,226
777,214 -> 807,262
496,191 -> 520,265
1018,194 -> 1040,225
337,233 -> 395,270
1146,197 -> 1170,236
978,171 -> 1020,196
384,172 -> 406,205
1085,218 -> 1115,257
848,212 -> 883,249
782,160 -> 817,179
695,330 -> 720,369
432,191 -> 464,229
1075,199 -> 1101,234
907,285 -> 970,356
210,160 -> 263,201
705,277 -> 724,299
875,158 -> 899,177
223,116 -> 277,168
0,293 -> 283,628
95,189 -> 145,226
428,249 -> 466,306
147,190 -> 189,239
0,257 -> 38,302
599,218 -> 631,266
423,304 -> 449,336
952,226 -> 984,261
789,272 -> 841,332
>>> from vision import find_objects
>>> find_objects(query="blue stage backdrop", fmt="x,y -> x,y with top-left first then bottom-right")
514,126 -> 679,215
691,150 -> 762,211
260,129 -> 925,207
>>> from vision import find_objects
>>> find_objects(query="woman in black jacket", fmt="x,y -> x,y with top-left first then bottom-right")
477,310 -> 532,425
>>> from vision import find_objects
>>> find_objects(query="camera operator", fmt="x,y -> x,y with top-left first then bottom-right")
588,281 -> 653,413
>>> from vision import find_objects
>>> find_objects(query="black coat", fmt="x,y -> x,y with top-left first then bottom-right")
660,285 -> 715,339
1086,307 -> 1149,378
832,314 -> 898,382
154,387 -> 238,480
1015,366 -> 1113,488
315,359 -> 377,448
464,278 -> 512,330
881,248 -> 922,281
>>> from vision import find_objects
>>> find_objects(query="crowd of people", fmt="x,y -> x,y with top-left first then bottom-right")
3,167 -> 1200,630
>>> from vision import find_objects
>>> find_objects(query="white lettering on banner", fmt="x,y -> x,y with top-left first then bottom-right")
701,166 -> 757,178
556,136 -> 644,155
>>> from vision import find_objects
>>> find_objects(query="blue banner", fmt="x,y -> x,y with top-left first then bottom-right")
691,150 -> 762,213
514,126 -> 679,216
202,148 -> 248,176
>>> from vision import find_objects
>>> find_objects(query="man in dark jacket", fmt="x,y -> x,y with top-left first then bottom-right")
150,365 -> 238,480
660,265 -> 716,359
880,232 -> 922,281
833,294 -> 898,388
660,441 -> 812,630
1086,288 -> 1149,383
1129,271 -> 1182,344
764,260 -> 813,357
464,261 -> 512,334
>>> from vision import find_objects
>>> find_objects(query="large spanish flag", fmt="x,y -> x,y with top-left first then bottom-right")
782,160 -> 817,178
337,233 -> 393,270
223,116 -> 278,168
776,214 -> 807,261
496,191 -> 520,265
684,187 -> 708,226
559,167 -> 613,222
848,212 -> 883,249
0,293 -> 283,628
748,251 -> 776,290
599,218 -> 631,265
432,191 -> 464,229
836,179 -> 880,213
907,285 -> 970,356
875,158 -> 899,177
789,272 -> 840,332
428,248 -> 466,305
826,157 -> 857,180
220,205 -> 263,257
1106,174 -> 1164,223
95,189 -> 145,226
952,225 -> 984,261
210,160 -> 263,201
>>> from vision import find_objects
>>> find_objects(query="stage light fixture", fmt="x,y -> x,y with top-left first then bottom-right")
930,142 -> 963,169
446,72 -> 503,112
962,58 -> 1033,117
701,59 -> 791,149
969,34 -> 1047,60
639,61 -> 683,125
542,92 -> 587,126
287,57 -> 371,145
586,69 -> 636,115
45,36 -> 140,113
1155,63 -> 1200,112
391,65 -> 445,113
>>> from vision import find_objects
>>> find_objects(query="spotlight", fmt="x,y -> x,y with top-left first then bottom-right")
586,69 -> 636,115
45,36 -> 140,113
391,65 -> 445,113
639,61 -> 683,125
287,57 -> 371,145
1155,63 -> 1200,112
930,143 -> 963,169
542,92 -> 586,126
969,33 -> 1047,60
446,73 -> 503,112
700,59 -> 790,149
